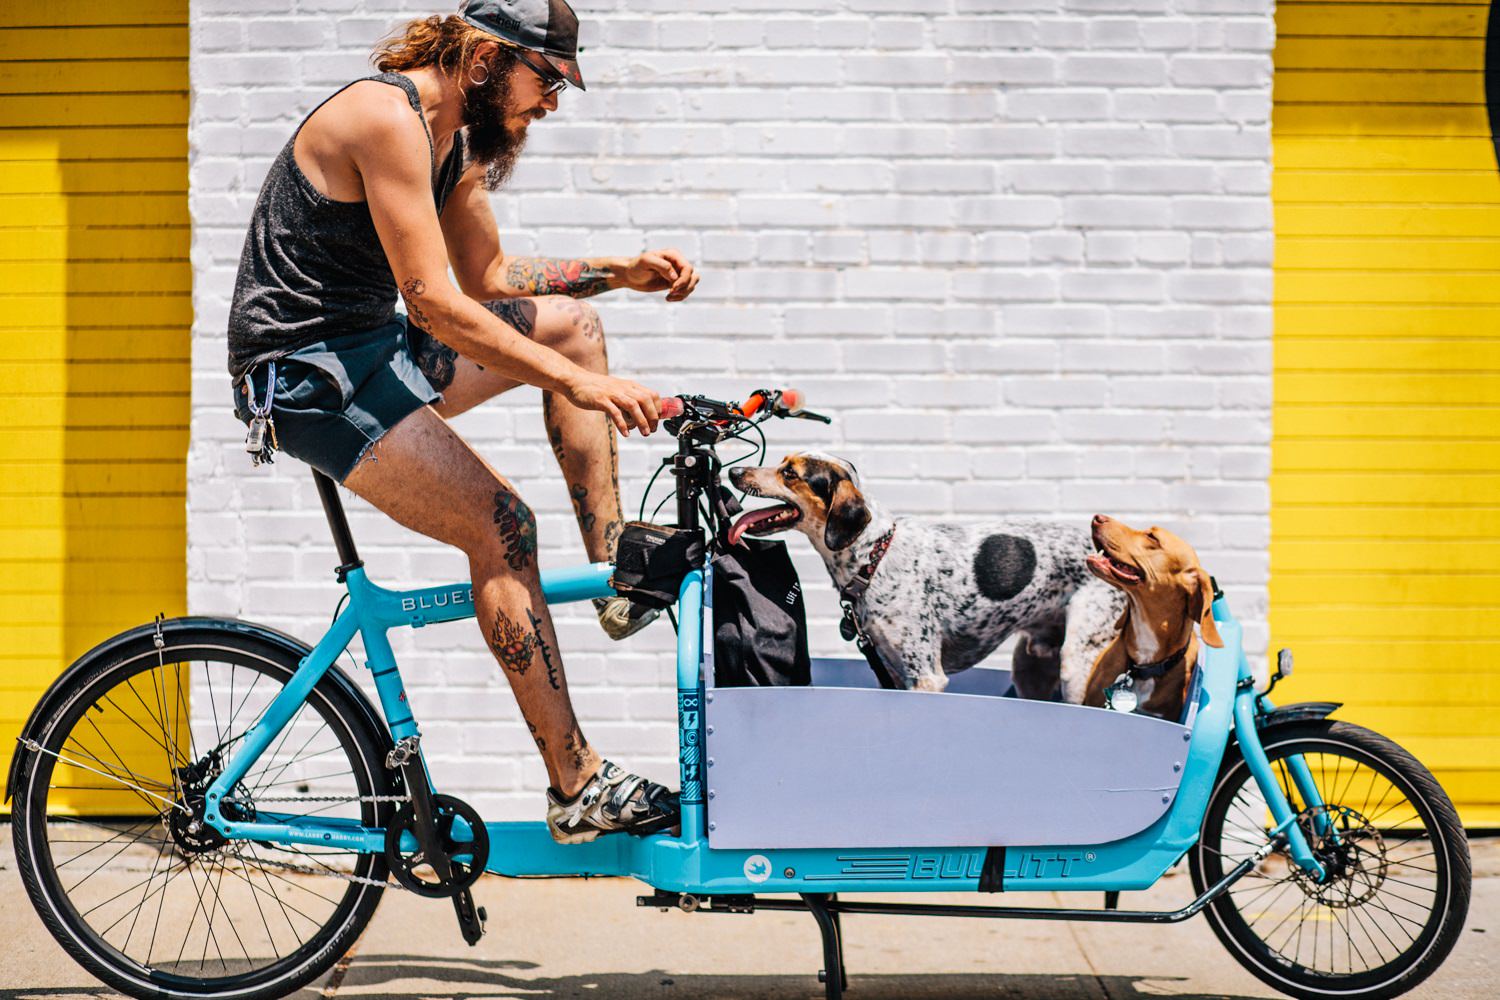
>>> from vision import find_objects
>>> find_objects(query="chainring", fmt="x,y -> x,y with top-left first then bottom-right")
383,793 -> 490,898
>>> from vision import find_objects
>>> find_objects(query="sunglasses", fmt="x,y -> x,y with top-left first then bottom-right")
516,50 -> 567,96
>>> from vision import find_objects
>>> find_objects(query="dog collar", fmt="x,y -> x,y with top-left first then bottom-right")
838,525 -> 896,604
1126,644 -> 1189,681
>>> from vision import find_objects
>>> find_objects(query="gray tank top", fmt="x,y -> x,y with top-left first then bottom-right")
226,72 -> 466,380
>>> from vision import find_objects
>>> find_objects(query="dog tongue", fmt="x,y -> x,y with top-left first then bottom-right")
728,506 -> 788,546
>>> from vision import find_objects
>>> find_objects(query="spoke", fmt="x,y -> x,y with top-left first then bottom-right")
48,745 -> 185,815
116,828 -> 172,955
53,819 -> 160,870
65,821 -> 170,897
76,715 -> 178,815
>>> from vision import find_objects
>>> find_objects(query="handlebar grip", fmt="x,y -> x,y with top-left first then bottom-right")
778,388 -> 804,413
659,396 -> 685,419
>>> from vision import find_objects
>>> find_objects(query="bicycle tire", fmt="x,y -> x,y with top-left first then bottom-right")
10,621 -> 396,1000
1189,719 -> 1470,1000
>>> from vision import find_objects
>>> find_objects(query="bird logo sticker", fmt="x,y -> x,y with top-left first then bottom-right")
743,854 -> 772,883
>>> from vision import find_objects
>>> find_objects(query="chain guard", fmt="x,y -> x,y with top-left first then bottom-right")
383,793 -> 489,898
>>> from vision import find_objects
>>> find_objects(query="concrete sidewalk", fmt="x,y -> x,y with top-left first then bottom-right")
3,831 -> 1496,999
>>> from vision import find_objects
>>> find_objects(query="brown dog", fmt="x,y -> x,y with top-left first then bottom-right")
1081,513 -> 1223,719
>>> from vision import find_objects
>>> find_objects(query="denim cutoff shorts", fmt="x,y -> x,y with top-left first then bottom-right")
231,319 -> 440,483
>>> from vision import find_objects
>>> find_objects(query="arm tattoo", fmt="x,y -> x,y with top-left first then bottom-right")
485,297 -> 537,337
409,328 -> 459,391
505,257 -> 612,298
490,608 -> 535,676
527,608 -> 562,691
493,491 -> 538,572
526,720 -> 545,752
400,277 -> 434,332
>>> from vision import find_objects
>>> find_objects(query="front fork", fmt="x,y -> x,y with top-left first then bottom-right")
1231,688 -> 1329,881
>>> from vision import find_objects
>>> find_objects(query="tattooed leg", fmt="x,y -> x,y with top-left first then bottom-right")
536,299 -> 625,561
339,406 -> 602,797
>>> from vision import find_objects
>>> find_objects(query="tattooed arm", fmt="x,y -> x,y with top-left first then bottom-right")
357,98 -> 661,434
441,163 -> 700,302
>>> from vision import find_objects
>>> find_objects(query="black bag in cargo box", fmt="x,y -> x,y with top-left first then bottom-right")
713,538 -> 810,688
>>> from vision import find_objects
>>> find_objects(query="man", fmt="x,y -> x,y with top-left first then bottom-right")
226,0 -> 696,842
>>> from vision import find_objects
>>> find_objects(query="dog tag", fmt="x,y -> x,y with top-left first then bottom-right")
1111,684 -> 1138,713
839,613 -> 857,642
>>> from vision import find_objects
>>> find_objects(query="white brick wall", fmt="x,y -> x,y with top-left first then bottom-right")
188,0 -> 1274,821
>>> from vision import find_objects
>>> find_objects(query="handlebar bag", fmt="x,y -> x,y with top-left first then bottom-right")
610,522 -> 706,609
713,538 -> 811,687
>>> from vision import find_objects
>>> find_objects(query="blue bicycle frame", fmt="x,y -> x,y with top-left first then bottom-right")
201,557 -> 1327,893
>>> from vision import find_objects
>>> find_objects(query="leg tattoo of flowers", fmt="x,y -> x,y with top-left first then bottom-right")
493,491 -> 537,572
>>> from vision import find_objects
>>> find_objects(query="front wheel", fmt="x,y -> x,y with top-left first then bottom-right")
9,622 -> 397,1000
1190,720 -> 1470,1000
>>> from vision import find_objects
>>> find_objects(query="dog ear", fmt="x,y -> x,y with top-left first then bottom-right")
1187,567 -> 1223,648
824,478 -> 871,551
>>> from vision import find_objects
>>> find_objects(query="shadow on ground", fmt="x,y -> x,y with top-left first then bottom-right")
290,953 -> 1266,1000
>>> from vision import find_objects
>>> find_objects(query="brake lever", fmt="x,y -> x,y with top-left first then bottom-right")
794,409 -> 832,424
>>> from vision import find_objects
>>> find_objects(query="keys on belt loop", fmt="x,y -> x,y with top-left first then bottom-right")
244,360 -> 278,466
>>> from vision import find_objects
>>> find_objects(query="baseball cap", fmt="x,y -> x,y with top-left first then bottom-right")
460,0 -> 585,91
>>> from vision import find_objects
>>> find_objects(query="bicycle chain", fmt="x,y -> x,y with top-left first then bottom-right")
221,844 -> 408,892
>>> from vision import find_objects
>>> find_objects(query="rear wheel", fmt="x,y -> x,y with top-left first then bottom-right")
10,625 -> 398,1000
1190,720 -> 1470,1000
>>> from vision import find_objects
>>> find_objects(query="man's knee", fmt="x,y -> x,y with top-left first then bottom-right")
546,298 -> 606,365
483,488 -> 539,574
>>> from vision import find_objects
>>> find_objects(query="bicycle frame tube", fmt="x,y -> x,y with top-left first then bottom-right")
200,562 -> 617,845
1227,653 -> 1327,879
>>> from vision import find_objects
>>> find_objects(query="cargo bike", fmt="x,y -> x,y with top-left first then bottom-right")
8,389 -> 1471,1000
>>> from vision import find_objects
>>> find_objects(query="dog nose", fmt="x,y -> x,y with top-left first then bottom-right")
1093,514 -> 1110,526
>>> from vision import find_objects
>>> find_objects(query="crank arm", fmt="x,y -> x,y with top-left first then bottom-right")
453,889 -> 487,946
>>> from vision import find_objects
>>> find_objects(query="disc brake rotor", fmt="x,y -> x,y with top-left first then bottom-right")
1291,804 -> 1387,908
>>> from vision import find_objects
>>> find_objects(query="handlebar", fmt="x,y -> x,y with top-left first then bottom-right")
656,388 -> 830,431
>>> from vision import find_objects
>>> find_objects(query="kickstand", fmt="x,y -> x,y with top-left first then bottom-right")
802,892 -> 848,1000
452,889 -> 486,946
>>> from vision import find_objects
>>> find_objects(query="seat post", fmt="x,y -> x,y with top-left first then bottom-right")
311,470 -> 364,580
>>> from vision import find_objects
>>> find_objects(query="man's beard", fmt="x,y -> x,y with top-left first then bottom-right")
462,61 -> 528,192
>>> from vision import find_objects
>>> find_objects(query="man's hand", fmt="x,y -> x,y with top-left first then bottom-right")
567,372 -> 662,436
620,249 -> 699,302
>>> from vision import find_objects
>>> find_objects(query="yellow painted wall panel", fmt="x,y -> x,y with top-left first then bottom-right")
0,128 -> 188,161
1277,136 -> 1499,170
0,26 -> 187,61
1278,3 -> 1489,38
0,192 -> 190,227
1274,37 -> 1483,71
0,229 -> 189,262
0,2 -> 185,27
1274,440 -> 1500,471
1271,0 -> 1500,824
0,295 -> 194,328
1276,203 -> 1500,236
1272,472 -> 1500,504
1276,337 -> 1500,369
0,5 -> 188,817
1278,237 -> 1500,270
0,60 -> 189,95
1276,404 -> 1500,438
0,93 -> 187,129
1273,539 -> 1500,573
1272,507 -> 1500,539
1274,70 -> 1484,105
0,160 -> 188,194
1276,172 -> 1500,202
1275,371 -> 1500,403
1276,303 -> 1500,335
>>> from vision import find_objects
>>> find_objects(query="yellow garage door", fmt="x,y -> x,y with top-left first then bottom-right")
1272,0 -> 1500,825
0,1 -> 190,809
